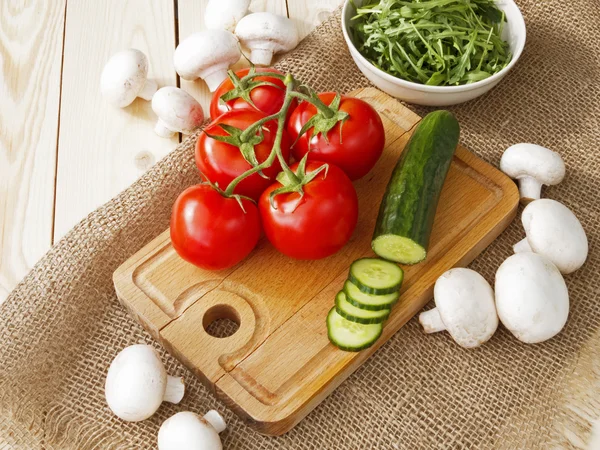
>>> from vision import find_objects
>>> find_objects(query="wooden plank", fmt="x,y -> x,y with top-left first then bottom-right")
287,0 -> 344,40
113,88 -> 520,435
53,0 -> 178,242
0,0 -> 66,302
177,0 -> 290,114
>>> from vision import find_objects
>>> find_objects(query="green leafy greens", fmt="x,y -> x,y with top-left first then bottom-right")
350,0 -> 512,86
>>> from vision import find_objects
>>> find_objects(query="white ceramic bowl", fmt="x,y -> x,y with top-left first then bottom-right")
341,0 -> 526,106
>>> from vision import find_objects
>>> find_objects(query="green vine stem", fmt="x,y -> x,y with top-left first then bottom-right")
223,74 -> 300,197
219,71 -> 346,202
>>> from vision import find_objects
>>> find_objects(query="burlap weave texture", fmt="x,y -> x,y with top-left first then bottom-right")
1,1 -> 599,448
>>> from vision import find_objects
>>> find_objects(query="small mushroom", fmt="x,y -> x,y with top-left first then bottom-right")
514,199 -> 588,274
158,410 -> 227,450
151,87 -> 205,138
105,344 -> 185,422
234,12 -> 298,66
495,252 -> 569,344
100,49 -> 157,108
174,30 -> 241,92
419,268 -> 498,348
499,143 -> 566,204
205,0 -> 250,32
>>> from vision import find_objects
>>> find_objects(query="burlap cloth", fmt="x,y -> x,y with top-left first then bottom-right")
1,1 -> 599,448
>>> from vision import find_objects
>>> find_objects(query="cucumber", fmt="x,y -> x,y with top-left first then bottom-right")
348,258 -> 404,295
327,307 -> 383,352
335,291 -> 390,324
372,110 -> 460,264
344,280 -> 399,311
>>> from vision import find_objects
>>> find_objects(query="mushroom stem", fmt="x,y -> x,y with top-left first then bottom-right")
517,176 -> 542,203
155,120 -> 177,138
419,308 -> 446,334
513,238 -> 532,253
203,410 -> 227,433
164,376 -> 185,404
203,68 -> 229,92
138,79 -> 158,101
250,48 -> 274,66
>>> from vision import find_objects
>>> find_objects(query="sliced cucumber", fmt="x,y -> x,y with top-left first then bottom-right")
335,291 -> 390,324
343,280 -> 399,311
327,307 -> 383,352
348,258 -> 404,295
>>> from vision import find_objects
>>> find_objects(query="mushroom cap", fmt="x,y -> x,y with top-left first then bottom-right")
234,12 -> 299,53
433,268 -> 498,348
158,412 -> 222,450
152,87 -> 204,134
205,0 -> 250,31
174,30 -> 240,80
100,49 -> 150,107
521,199 -> 588,274
495,252 -> 569,344
499,143 -> 565,185
105,344 -> 167,422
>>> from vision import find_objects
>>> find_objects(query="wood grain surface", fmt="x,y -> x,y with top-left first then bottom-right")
0,0 -> 66,299
0,0 -> 343,304
113,88 -> 520,435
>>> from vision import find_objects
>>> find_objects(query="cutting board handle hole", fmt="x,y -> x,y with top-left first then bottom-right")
203,304 -> 241,338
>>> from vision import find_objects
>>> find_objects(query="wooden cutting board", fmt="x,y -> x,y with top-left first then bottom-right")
113,87 -> 519,435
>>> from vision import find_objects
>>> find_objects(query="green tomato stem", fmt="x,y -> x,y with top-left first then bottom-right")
289,91 -> 335,119
223,76 -> 300,197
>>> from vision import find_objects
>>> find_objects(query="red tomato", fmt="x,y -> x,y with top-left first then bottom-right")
259,161 -> 358,260
196,110 -> 291,201
170,184 -> 261,270
210,67 -> 291,120
287,93 -> 385,180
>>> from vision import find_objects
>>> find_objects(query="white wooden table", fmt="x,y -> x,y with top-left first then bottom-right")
0,0 -> 343,303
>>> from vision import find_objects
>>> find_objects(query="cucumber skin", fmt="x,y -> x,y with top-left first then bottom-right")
372,110 -> 460,260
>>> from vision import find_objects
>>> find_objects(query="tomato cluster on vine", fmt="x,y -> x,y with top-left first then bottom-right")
170,67 -> 385,270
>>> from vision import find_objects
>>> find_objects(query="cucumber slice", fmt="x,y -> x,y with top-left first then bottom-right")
343,280 -> 399,311
348,258 -> 404,295
335,291 -> 390,324
327,307 -> 383,352
372,235 -> 426,265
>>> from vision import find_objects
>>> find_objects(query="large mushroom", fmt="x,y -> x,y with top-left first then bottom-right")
158,410 -> 227,450
174,30 -> 241,92
495,252 -> 569,344
105,345 -> 185,422
234,12 -> 298,66
419,268 -> 498,348
151,87 -> 205,138
514,199 -> 588,274
499,143 -> 565,204
100,49 -> 157,108
205,0 -> 250,32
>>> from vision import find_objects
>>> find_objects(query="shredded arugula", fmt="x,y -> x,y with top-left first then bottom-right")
350,0 -> 512,86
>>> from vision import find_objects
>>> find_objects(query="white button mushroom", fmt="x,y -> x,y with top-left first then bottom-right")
514,199 -> 588,274
100,49 -> 158,108
151,87 -> 205,138
174,30 -> 241,92
205,0 -> 250,32
419,268 -> 498,348
105,344 -> 185,422
158,410 -> 227,450
234,12 -> 299,66
499,143 -> 566,204
495,252 -> 569,344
